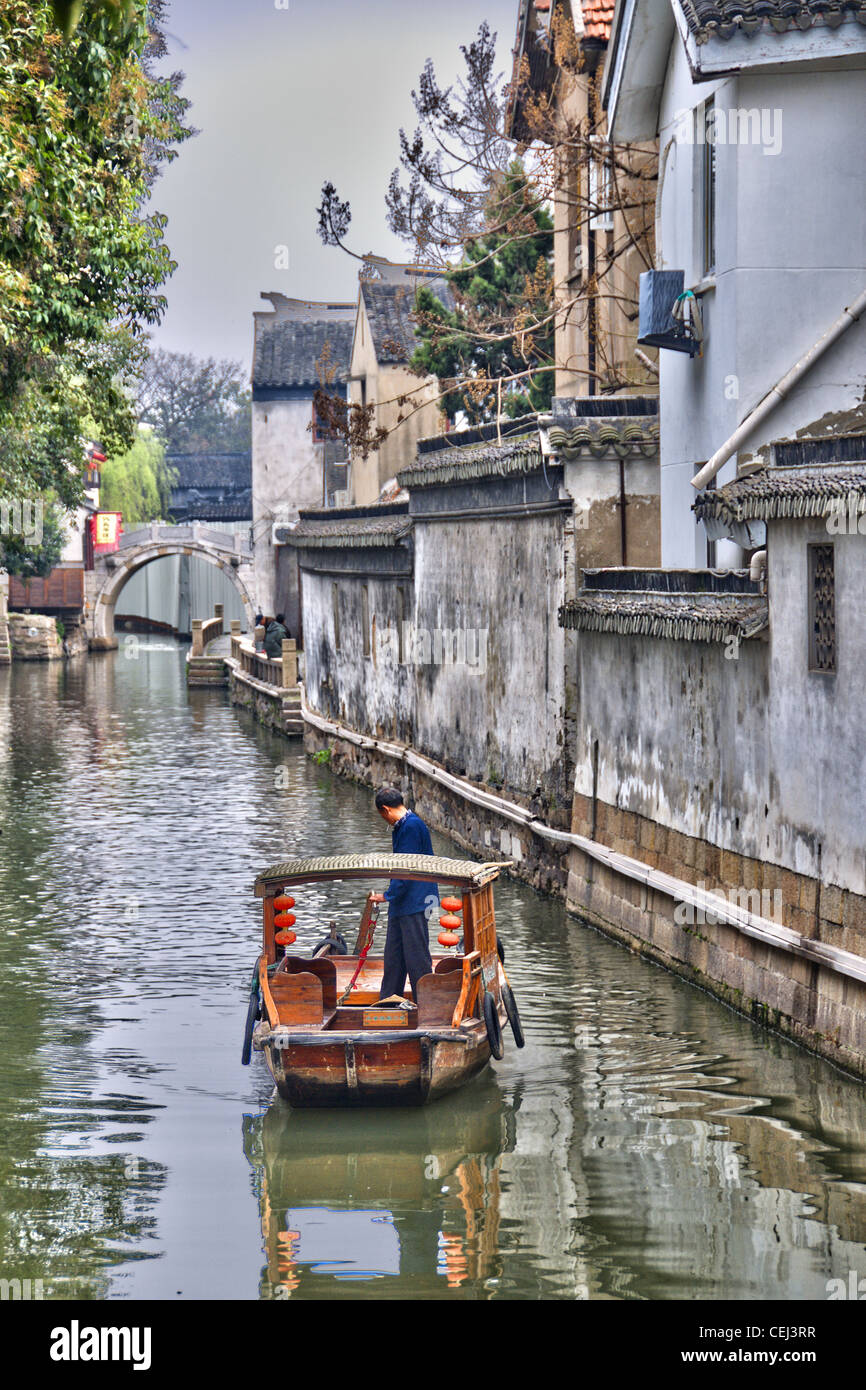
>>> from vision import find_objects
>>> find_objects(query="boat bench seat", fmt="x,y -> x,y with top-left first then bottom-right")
279,956 -> 338,1008
270,956 -> 338,1025
415,970 -> 463,1026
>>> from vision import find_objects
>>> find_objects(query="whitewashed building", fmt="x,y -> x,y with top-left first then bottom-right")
251,294 -> 354,626
603,0 -> 866,563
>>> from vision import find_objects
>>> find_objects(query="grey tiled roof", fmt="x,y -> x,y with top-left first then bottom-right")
678,0 -> 866,43
694,462 -> 866,527
546,418 -> 659,459
361,279 -> 453,365
167,453 -> 251,488
398,436 -> 543,489
280,507 -> 412,549
177,498 -> 251,523
559,590 -> 769,643
253,319 -> 354,390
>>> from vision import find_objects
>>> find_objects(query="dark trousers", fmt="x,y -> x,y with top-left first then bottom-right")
380,910 -> 432,1001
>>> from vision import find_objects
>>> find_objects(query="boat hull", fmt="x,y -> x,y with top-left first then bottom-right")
262,1027 -> 491,1108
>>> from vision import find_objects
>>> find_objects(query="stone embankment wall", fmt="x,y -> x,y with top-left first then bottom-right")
8,613 -> 64,660
285,421 -> 866,1077
304,724 -> 569,898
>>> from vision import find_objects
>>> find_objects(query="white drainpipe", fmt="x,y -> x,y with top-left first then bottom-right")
691,286 -> 866,492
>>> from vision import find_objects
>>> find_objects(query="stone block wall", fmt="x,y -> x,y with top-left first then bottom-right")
566,834 -> 866,1079
8,612 -> 64,661
571,794 -> 866,960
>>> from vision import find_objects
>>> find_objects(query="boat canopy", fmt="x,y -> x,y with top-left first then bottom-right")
254,853 -> 512,895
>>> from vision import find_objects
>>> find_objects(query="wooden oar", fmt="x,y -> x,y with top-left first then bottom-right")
338,896 -> 381,1004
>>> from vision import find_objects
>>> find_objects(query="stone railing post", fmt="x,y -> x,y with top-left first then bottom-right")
191,620 -> 204,657
282,637 -> 298,689
214,603 -> 224,633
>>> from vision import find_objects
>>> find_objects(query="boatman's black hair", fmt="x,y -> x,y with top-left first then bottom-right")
375,787 -> 405,811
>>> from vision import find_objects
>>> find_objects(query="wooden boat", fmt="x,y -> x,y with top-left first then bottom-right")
242,853 -> 524,1107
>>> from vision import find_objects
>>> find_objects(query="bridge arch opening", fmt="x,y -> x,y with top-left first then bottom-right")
91,541 -> 256,650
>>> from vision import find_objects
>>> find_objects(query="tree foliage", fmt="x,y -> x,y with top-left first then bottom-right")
135,349 -> 252,455
0,1 -> 193,515
0,499 -> 65,576
99,426 -> 171,522
316,9 -> 656,452
410,162 -> 554,422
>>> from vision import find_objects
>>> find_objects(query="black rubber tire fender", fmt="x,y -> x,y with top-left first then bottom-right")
482,990 -> 504,1060
501,982 -> 525,1048
312,933 -> 348,957
496,936 -> 505,965
241,987 -> 261,1066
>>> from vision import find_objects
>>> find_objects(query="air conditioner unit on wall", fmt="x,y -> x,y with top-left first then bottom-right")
638,270 -> 701,357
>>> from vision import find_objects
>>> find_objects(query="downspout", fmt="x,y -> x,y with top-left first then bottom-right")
692,286 -> 866,491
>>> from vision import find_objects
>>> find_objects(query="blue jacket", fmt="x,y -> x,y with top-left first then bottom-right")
384,811 -> 439,919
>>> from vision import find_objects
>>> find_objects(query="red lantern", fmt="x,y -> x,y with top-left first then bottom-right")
274,894 -> 295,911
439,914 -> 461,931
275,929 -> 297,946
440,896 -> 463,913
274,911 -> 296,929
438,930 -> 460,948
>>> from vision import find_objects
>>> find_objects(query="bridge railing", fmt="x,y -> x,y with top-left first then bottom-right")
117,522 -> 251,559
191,604 -> 224,656
230,631 -> 298,689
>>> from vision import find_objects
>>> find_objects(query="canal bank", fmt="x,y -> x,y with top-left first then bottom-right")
268,417 -> 866,1085
5,640 -> 866,1299
299,704 -> 866,1083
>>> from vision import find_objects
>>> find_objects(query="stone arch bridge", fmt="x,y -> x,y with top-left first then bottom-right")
85,522 -> 256,649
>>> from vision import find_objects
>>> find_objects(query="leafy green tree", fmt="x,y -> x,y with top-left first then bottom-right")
0,1 -> 193,509
0,499 -> 65,577
100,428 -> 172,522
410,162 -> 554,423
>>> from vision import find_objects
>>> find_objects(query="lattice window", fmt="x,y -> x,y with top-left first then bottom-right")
808,544 -> 836,673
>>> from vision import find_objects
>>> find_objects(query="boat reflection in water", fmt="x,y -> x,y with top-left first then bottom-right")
242,1074 -> 514,1298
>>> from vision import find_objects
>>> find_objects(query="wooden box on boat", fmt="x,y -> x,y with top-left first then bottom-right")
243,853 -> 523,1107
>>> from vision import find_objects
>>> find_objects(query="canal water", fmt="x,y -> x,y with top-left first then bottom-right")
1,640 -> 865,1302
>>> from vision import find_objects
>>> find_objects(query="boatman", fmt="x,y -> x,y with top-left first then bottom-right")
371,787 -> 439,1003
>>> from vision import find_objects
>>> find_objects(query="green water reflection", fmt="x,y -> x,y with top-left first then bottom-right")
1,644 -> 866,1300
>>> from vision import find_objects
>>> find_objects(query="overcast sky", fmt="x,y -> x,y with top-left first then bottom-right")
148,0 -> 519,375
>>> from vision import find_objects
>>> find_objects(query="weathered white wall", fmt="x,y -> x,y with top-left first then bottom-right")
302,568 -> 415,744
412,512 -> 572,808
573,518 -> 866,897
656,50 -> 866,565
252,397 -> 324,615
764,519 -> 866,894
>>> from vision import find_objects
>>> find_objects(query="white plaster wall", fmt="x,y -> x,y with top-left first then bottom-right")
301,568 -> 415,743
412,513 -> 571,804
656,51 -> 866,566
766,519 -> 866,894
573,517 -> 866,896
252,397 -> 324,614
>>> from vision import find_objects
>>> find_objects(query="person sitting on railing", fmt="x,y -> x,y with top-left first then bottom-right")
254,612 -> 265,652
264,613 -> 290,660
